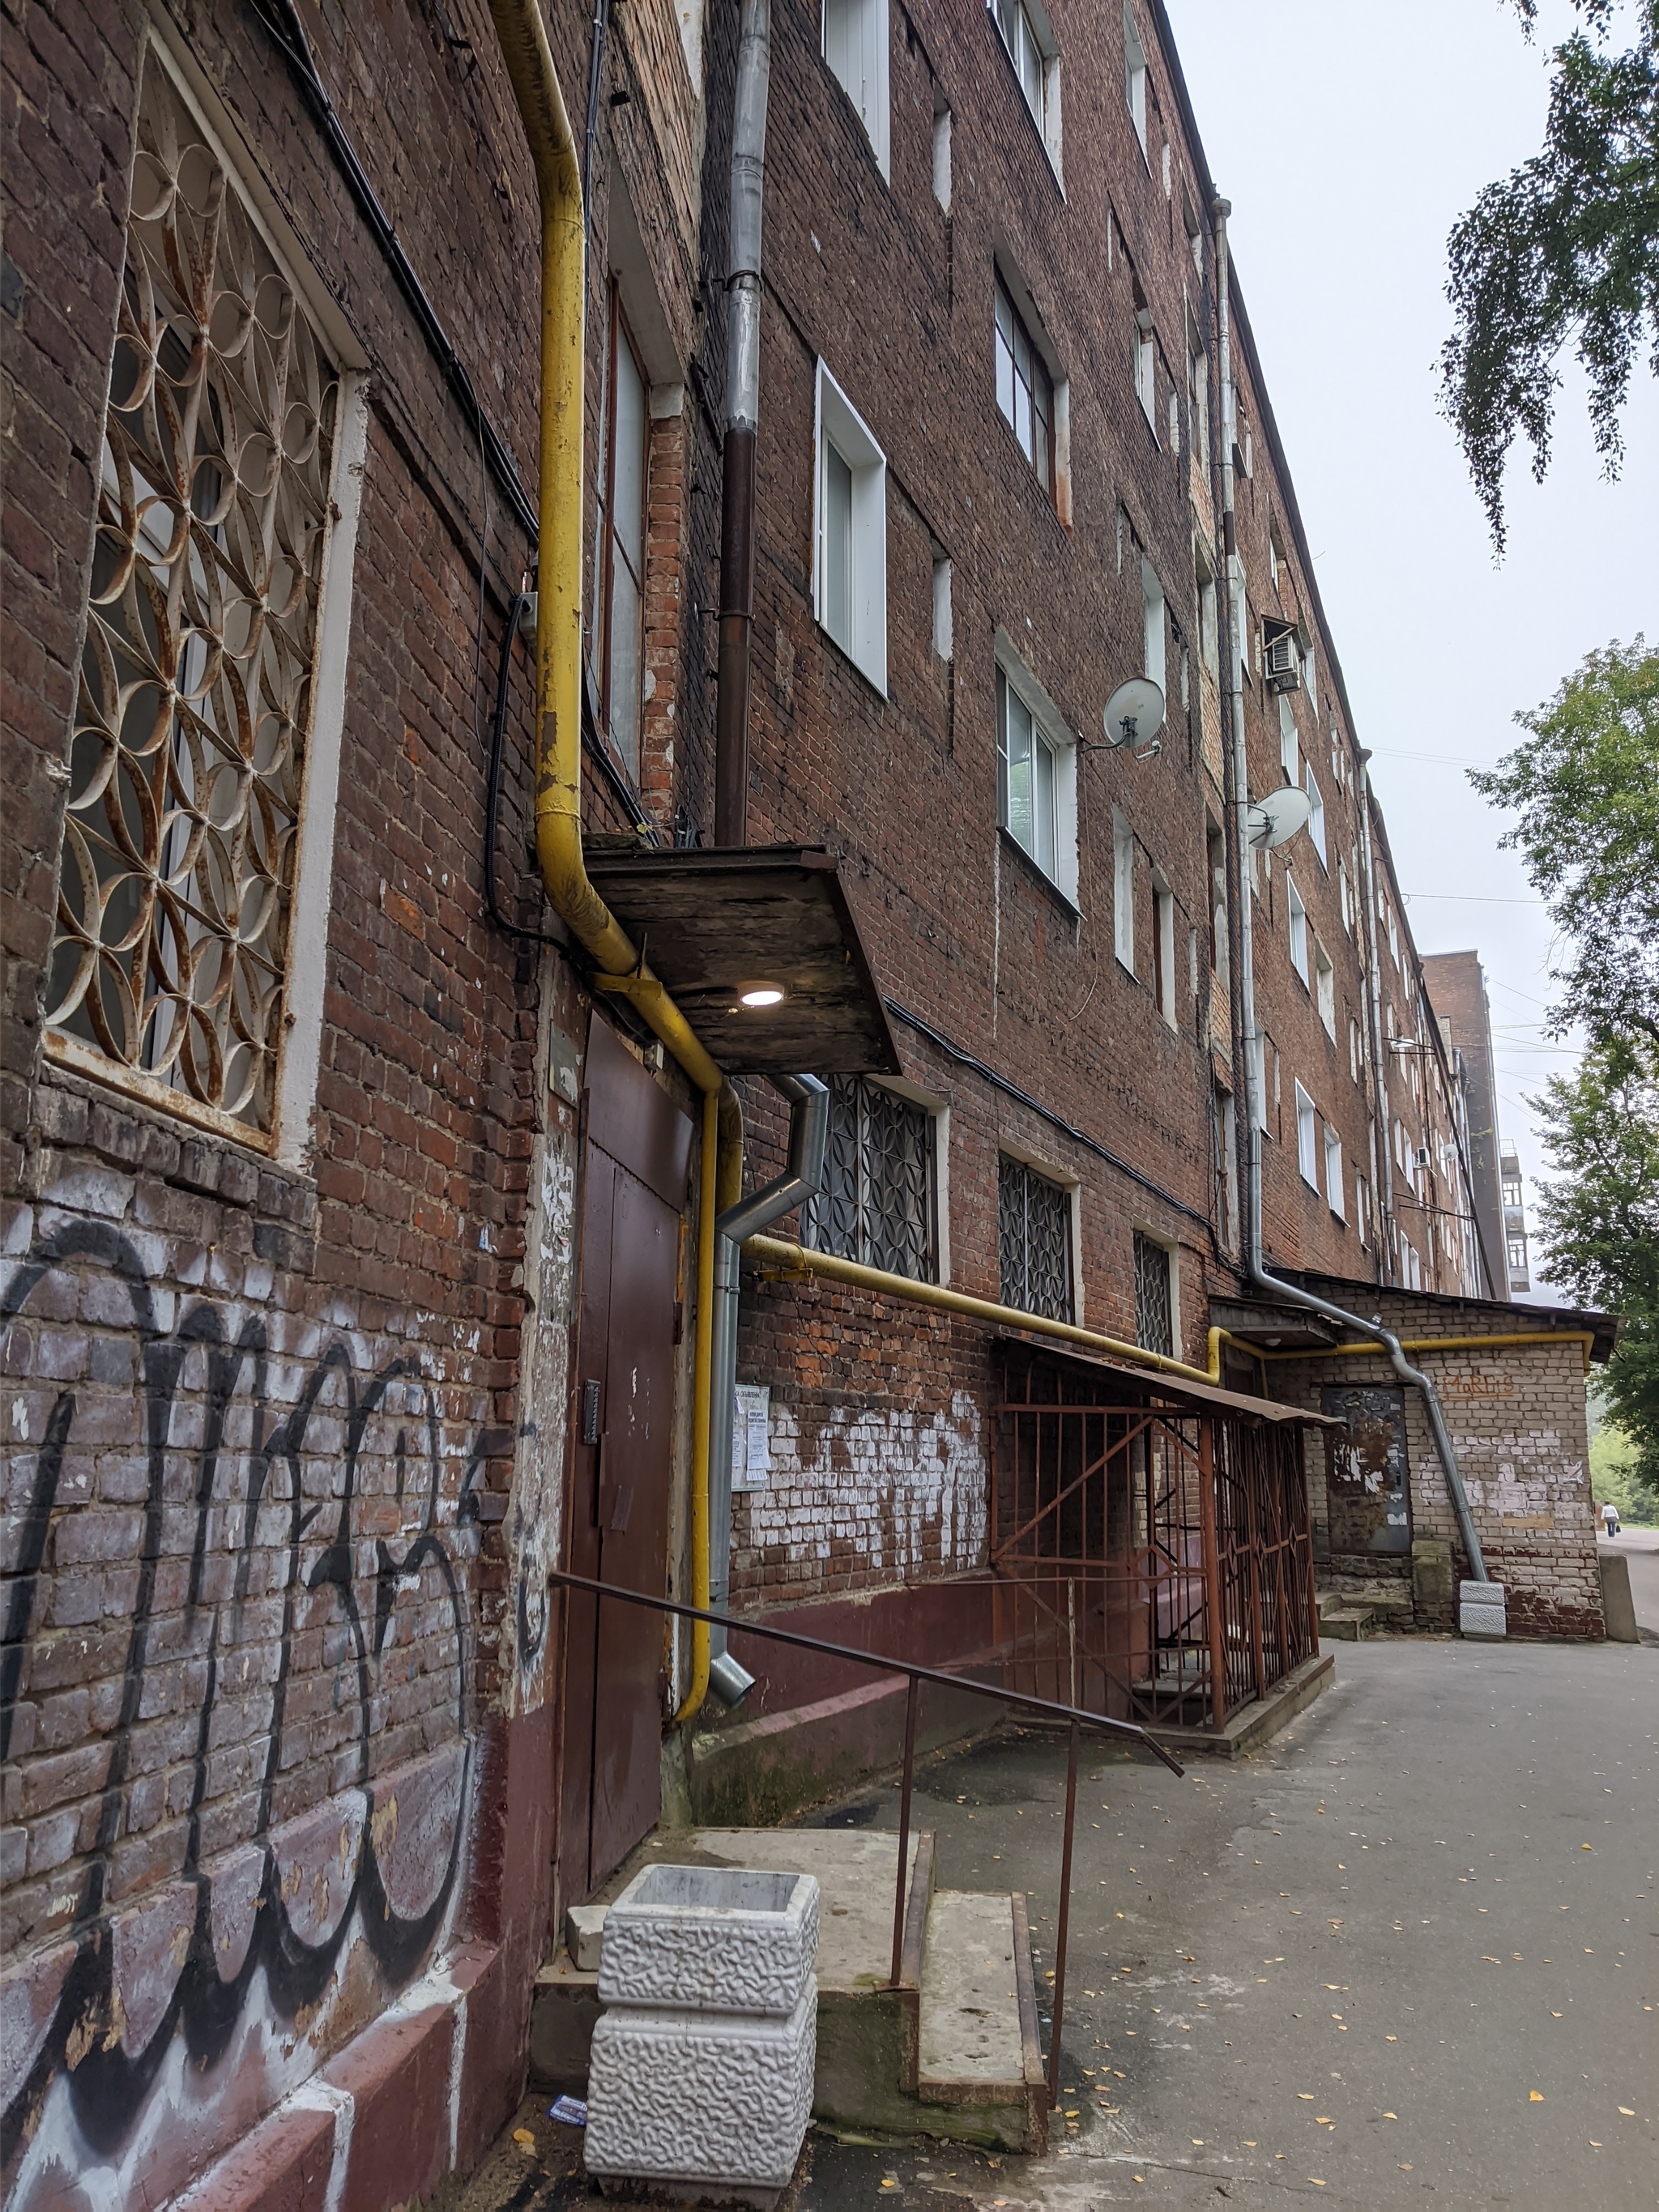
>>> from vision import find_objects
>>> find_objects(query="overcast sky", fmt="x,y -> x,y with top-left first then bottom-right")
1162,0 -> 1657,1302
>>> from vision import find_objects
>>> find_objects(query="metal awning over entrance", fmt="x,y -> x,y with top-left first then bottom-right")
992,1333 -> 1341,1426
989,1338 -> 1329,1734
582,843 -> 901,1076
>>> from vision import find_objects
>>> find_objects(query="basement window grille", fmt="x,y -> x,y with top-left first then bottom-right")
1133,1230 -> 1174,1356
999,1155 -> 1073,1321
804,1077 -> 936,1282
46,53 -> 341,1140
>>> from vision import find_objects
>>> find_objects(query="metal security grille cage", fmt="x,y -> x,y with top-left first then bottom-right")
803,1077 -> 936,1281
1133,1230 -> 1174,1356
990,1357 -> 1320,1731
45,50 -> 340,1140
999,1155 -> 1073,1321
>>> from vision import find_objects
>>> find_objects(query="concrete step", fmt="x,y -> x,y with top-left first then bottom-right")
1319,1604 -> 1377,1642
917,1889 -> 1046,2150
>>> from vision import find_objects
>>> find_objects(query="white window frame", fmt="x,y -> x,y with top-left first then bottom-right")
1286,873 -> 1309,984
1315,939 -> 1336,1037
1141,559 -> 1166,701
1295,1083 -> 1319,1189
1123,2 -> 1149,160
1134,316 -> 1158,431
813,360 -> 888,693
932,100 -> 952,210
932,551 -> 953,659
1153,873 -> 1177,1028
54,28 -> 370,1171
1278,690 -> 1299,785
1305,761 -> 1327,867
989,0 -> 1063,177
1113,808 -> 1136,971
1356,1173 -> 1370,1247
996,271 -> 1060,502
996,641 -> 1078,902
1324,1127 -> 1345,1219
822,0 -> 890,179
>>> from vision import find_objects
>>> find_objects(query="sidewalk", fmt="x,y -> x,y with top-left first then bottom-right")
456,1638 -> 1655,2211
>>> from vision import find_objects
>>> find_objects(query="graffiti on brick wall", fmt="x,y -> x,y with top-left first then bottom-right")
1,1218 -> 480,2169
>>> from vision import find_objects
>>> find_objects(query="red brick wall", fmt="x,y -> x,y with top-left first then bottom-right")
0,0 -> 709,2198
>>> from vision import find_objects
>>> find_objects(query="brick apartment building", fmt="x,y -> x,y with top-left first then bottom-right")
0,0 -> 1614,2203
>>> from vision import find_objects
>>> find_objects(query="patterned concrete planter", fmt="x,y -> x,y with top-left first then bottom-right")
585,1864 -> 819,2203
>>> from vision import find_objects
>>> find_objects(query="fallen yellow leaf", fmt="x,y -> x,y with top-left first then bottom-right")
1383,2112 -> 1397,2120
1618,2108 -> 1636,2117
512,2129 -> 535,2147
1530,2091 -> 1545,2103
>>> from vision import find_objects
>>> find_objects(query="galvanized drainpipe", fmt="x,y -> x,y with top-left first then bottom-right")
1211,199 -> 1488,1584
714,0 -> 771,846
706,1075 -> 830,1707
1354,757 -> 1399,1281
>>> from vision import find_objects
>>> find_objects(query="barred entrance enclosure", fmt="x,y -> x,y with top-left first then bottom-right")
990,1349 -> 1320,1731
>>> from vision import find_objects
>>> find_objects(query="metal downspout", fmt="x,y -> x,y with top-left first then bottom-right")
1355,758 -> 1398,1281
714,0 -> 771,845
485,0 -> 739,1718
1210,198 -> 1488,1587
706,1076 -> 830,1707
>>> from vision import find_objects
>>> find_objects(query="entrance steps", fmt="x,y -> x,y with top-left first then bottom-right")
1317,1577 -> 1414,1641
530,1826 -> 1047,2154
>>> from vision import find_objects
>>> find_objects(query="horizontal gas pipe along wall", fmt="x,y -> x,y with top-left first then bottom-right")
741,1237 -> 1593,1392
486,0 -> 736,1721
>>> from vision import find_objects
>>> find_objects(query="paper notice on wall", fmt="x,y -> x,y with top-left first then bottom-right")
731,1383 -> 771,1491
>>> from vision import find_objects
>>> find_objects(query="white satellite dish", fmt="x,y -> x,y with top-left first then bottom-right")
1102,676 -> 1165,757
1247,785 -> 1312,850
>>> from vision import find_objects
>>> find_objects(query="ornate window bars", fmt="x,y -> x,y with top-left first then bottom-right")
1132,1230 -> 1174,1357
45,49 -> 341,1142
804,1076 -> 936,1282
999,1154 -> 1073,1322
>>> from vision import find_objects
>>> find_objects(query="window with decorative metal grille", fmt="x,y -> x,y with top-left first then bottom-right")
999,1155 -> 1073,1320
803,1077 -> 936,1281
1133,1230 -> 1173,1356
46,51 -> 346,1144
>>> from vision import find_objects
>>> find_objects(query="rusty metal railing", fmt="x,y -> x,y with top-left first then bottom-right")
548,1567 -> 1181,2109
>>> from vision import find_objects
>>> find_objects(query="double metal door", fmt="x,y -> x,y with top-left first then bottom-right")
559,1021 -> 689,1904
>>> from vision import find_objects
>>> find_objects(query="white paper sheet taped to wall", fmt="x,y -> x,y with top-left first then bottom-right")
731,1383 -> 772,1491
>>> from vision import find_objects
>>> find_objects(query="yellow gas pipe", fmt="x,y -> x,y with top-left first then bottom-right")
487,0 -> 732,1722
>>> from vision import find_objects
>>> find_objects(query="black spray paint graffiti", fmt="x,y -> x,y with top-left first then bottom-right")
2,1220 -> 481,2163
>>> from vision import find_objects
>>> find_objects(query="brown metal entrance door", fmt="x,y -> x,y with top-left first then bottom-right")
560,1021 -> 690,1905
1321,1384 -> 1411,1556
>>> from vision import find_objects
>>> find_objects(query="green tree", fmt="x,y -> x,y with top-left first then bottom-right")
1469,637 -> 1659,1053
1530,1040 -> 1659,1507
1439,0 -> 1659,548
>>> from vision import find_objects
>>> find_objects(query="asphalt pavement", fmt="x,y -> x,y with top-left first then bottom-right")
458,1635 -> 1656,2212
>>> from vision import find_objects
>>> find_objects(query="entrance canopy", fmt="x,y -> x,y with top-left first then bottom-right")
582,844 -> 902,1076
993,1333 -> 1341,1426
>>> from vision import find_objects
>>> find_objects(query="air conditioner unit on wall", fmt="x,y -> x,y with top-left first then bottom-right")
1264,625 -> 1300,695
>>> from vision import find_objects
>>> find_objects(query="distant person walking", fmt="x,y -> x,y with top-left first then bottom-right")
1601,1500 -> 1622,1537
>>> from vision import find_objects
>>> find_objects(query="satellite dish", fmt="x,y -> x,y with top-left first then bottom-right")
1247,785 -> 1312,850
1102,677 -> 1165,757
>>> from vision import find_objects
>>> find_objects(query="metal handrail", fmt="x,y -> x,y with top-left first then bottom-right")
548,1568 -> 1182,2109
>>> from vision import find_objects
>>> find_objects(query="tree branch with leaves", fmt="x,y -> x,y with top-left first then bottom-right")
1439,0 -> 1658,549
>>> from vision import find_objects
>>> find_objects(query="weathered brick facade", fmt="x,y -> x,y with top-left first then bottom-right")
1273,1285 -> 1606,1640
1,0 -> 1614,2202
2,0 -> 706,2200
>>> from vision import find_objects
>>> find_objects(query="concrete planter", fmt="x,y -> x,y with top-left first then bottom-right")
1460,1579 -> 1508,1639
585,1863 -> 819,2204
